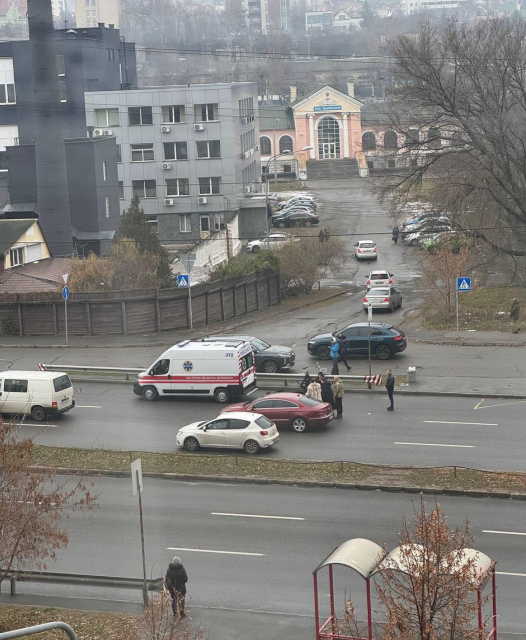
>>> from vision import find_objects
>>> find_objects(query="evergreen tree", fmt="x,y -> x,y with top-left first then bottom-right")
116,195 -> 173,288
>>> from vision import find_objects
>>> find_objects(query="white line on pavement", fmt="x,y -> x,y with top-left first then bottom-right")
482,530 -> 526,536
76,405 -> 102,409
423,420 -> 498,426
496,571 -> 526,577
211,512 -> 305,521
21,423 -> 60,428
167,547 -> 264,557
395,442 -> 474,448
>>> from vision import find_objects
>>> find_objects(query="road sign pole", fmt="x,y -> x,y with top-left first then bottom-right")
367,304 -> 372,390
64,296 -> 68,345
188,285 -> 193,331
456,289 -> 459,336
137,469 -> 148,608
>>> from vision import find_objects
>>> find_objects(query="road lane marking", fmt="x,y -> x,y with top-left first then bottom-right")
395,442 -> 474,448
482,530 -> 526,536
167,547 -> 264,557
474,399 -> 526,410
423,420 -> 498,426
211,512 -> 305,521
76,405 -> 102,409
496,571 -> 526,577
21,423 -> 60,428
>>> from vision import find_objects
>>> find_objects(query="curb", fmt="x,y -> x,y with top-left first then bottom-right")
44,466 -> 526,500
410,338 -> 526,348
0,288 -> 353,350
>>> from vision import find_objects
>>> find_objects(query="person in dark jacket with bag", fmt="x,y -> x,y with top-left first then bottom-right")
337,334 -> 352,371
385,369 -> 395,411
318,373 -> 335,410
165,556 -> 188,617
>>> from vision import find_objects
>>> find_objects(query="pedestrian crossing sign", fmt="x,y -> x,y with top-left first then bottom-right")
456,277 -> 471,292
177,274 -> 189,288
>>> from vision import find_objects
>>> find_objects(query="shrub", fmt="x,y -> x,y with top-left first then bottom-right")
1,315 -> 19,336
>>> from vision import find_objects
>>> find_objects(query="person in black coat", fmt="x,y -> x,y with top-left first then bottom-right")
165,556 -> 188,616
385,369 -> 395,411
318,373 -> 335,409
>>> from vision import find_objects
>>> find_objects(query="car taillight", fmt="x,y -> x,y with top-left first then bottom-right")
367,279 -> 371,284
52,401 -> 57,408
259,430 -> 269,436
357,248 -> 362,253
389,278 -> 393,283
394,335 -> 405,341
383,297 -> 390,302
363,298 -> 368,302
373,247 -> 377,252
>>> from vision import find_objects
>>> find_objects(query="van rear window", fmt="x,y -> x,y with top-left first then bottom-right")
53,375 -> 72,392
240,352 -> 254,371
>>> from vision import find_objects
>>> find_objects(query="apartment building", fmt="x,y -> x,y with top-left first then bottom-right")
241,0 -> 290,33
75,0 -> 121,28
84,82 -> 263,244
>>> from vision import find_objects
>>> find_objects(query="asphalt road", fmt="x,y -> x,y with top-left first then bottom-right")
12,478 -> 526,636
17,382 -> 526,472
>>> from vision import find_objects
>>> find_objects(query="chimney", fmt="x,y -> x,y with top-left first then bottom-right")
27,0 -> 72,256
108,23 -> 114,28
290,85 -> 297,102
98,22 -> 104,28
347,82 -> 355,98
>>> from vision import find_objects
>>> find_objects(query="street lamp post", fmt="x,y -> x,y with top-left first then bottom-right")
264,146 -> 314,250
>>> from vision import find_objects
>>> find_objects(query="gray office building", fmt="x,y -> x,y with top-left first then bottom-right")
84,82 -> 264,245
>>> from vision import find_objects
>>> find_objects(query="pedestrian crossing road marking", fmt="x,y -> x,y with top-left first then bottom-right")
474,398 -> 526,410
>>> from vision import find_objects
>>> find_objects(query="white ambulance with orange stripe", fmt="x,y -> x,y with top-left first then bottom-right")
133,340 -> 257,403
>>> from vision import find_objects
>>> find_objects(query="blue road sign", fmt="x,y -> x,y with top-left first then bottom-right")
62,286 -> 70,300
456,277 -> 471,292
177,275 -> 189,288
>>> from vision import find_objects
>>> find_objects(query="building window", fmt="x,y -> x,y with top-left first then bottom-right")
117,144 -> 122,163
163,141 -> 188,160
131,143 -> 155,162
179,214 -> 192,232
10,247 -> 24,267
367,160 -> 374,169
362,131 -> 376,151
118,181 -> 124,199
95,108 -> 120,127
410,157 -> 418,167
0,150 -> 7,171
283,164 -> 291,173
213,212 -> 225,231
128,106 -> 153,126
194,103 -> 218,122
384,130 -> 398,150
260,136 -> 271,155
132,180 -> 157,198
57,55 -> 66,76
388,159 -> 396,168
162,105 -> 185,123
0,58 -> 16,105
147,216 -> 158,234
105,196 -> 110,218
196,140 -> 221,158
58,80 -> 67,102
198,177 -> 221,195
406,128 -> 419,147
279,135 -> 293,153
166,178 -> 190,197
102,161 -> 107,180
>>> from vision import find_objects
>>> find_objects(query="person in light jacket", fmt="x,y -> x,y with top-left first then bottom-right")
306,379 -> 322,401
332,376 -> 344,418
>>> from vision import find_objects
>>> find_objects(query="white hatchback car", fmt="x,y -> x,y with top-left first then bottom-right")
366,270 -> 394,289
354,240 -> 378,261
176,412 -> 279,454
247,233 -> 293,253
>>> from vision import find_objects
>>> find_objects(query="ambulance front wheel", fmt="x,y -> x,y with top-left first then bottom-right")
214,388 -> 230,403
143,386 -> 158,401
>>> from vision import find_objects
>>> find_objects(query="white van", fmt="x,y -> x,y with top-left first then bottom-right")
0,371 -> 75,421
133,340 -> 257,403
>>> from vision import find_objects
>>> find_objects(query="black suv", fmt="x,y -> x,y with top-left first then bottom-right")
307,323 -> 407,361
199,335 -> 295,373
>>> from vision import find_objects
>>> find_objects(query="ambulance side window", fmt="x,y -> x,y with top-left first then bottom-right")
240,353 -> 254,371
151,359 -> 170,375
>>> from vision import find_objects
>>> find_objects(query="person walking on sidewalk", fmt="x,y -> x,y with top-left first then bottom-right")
385,369 -> 395,411
165,556 -> 188,617
510,298 -> 521,333
306,378 -> 322,401
337,334 -> 352,371
332,375 -> 344,418
330,337 -> 340,375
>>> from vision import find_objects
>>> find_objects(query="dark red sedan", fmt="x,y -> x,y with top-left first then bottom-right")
222,392 -> 334,433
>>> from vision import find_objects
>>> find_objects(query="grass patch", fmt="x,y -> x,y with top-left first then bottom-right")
0,605 -> 138,639
266,181 -> 305,193
31,445 -> 526,494
422,286 -> 526,331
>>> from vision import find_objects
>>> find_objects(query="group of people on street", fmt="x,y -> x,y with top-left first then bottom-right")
306,372 -> 345,418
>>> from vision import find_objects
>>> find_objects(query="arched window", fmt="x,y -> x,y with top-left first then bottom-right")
279,135 -> 293,153
362,131 -> 376,151
384,130 -> 398,150
259,136 -> 271,155
427,127 -> 441,149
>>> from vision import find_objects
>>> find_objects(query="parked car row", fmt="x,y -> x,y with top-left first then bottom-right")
271,194 -> 320,228
398,202 -> 456,250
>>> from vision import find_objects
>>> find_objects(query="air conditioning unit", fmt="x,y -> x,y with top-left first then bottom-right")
198,196 -> 208,204
250,114 -> 256,122
241,117 -> 248,124
164,198 -> 174,206
162,162 -> 171,170
194,123 -> 205,131
93,129 -> 104,137
244,186 -> 251,193
161,125 -> 171,133
103,129 -> 113,136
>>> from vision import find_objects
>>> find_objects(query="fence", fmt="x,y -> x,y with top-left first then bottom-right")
0,270 -> 280,337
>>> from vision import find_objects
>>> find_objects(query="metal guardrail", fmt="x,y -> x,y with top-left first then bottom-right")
0,622 -> 78,640
5,569 -> 164,596
37,364 -> 384,387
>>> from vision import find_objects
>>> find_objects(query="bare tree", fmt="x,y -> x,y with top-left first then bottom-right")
379,18 -> 526,267
0,419 -> 96,590
418,240 -> 470,312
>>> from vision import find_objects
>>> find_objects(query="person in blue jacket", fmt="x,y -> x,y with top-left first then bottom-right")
330,337 -> 340,375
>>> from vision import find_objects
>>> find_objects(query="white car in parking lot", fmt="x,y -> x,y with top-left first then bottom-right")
354,240 -> 378,261
247,233 -> 294,253
176,412 -> 279,454
363,287 -> 403,312
366,270 -> 394,289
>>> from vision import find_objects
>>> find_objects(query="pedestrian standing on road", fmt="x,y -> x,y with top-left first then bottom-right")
510,298 -> 521,333
306,378 -> 322,401
385,369 -> 395,411
337,334 -> 352,371
318,373 -> 335,409
332,375 -> 344,418
330,337 -> 340,375
165,556 -> 188,617
318,229 -> 326,244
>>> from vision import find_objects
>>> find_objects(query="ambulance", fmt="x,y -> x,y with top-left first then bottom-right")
133,340 -> 257,403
